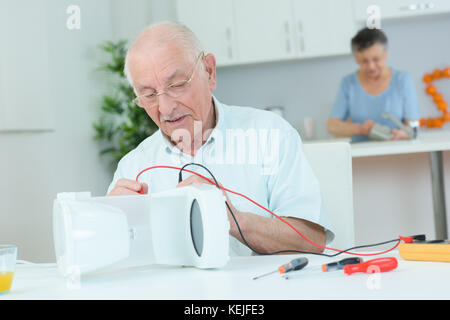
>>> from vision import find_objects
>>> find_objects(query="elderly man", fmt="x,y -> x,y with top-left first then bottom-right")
107,21 -> 332,256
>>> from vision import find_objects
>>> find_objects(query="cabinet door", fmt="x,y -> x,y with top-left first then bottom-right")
292,0 -> 355,58
233,0 -> 296,64
0,0 -> 53,131
353,0 -> 450,22
176,0 -> 237,66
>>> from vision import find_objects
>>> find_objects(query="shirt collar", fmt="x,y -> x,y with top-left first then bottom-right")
161,95 -> 224,155
208,95 -> 225,143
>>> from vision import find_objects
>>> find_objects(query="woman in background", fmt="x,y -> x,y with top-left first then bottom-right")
327,28 -> 421,142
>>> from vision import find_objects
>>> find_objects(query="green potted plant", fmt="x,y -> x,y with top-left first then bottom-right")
93,40 -> 158,166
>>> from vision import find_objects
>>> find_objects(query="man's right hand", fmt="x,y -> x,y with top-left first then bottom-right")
107,178 -> 148,196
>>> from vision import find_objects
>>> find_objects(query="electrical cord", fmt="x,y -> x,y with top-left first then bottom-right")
137,163 -> 407,257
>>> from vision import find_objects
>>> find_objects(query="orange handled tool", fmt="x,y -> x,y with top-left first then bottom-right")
343,257 -> 398,275
322,257 -> 363,272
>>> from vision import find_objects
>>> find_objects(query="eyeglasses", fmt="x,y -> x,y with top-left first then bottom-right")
132,52 -> 205,108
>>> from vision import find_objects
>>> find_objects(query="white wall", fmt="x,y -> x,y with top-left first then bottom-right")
0,0 -> 118,262
109,0 -> 177,41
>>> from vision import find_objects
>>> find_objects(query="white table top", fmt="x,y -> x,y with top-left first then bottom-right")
3,251 -> 450,300
351,129 -> 450,158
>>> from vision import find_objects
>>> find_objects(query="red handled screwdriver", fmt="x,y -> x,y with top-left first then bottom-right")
252,257 -> 309,280
344,257 -> 398,275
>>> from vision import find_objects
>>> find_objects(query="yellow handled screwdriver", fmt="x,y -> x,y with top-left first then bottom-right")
252,257 -> 309,280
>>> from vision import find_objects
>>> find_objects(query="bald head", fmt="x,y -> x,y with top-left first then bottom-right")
124,21 -> 204,87
123,21 -> 217,149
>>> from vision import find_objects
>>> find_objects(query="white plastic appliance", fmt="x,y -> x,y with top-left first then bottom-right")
52,184 -> 230,277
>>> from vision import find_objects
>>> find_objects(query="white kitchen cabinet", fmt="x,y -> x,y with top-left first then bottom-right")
0,0 -> 53,131
175,0 -> 358,67
176,0 -> 238,66
292,0 -> 355,58
232,0 -> 297,64
353,0 -> 450,22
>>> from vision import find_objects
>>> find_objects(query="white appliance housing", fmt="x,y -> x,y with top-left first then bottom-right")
53,184 -> 230,277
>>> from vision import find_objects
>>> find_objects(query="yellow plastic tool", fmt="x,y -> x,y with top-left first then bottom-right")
399,241 -> 450,262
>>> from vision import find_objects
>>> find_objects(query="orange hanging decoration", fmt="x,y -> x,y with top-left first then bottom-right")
420,66 -> 450,128
443,111 -> 450,122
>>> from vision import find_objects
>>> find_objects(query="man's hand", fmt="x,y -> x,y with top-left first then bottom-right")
107,178 -> 148,196
359,120 -> 375,136
391,128 -> 410,141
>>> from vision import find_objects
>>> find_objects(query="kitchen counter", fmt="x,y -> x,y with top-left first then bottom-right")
306,127 -> 450,157
351,129 -> 450,158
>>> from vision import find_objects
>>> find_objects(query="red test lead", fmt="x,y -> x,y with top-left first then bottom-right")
343,257 -> 398,275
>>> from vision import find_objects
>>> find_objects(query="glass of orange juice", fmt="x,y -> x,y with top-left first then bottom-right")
0,245 -> 17,294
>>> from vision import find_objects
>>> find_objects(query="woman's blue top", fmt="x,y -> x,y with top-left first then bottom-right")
329,68 -> 421,142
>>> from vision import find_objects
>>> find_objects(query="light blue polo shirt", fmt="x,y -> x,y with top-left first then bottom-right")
329,68 -> 421,142
108,96 -> 333,255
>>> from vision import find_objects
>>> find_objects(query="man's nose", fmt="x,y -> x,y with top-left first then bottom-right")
157,93 -> 175,117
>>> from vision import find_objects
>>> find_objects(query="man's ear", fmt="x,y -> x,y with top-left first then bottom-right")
203,53 -> 217,91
